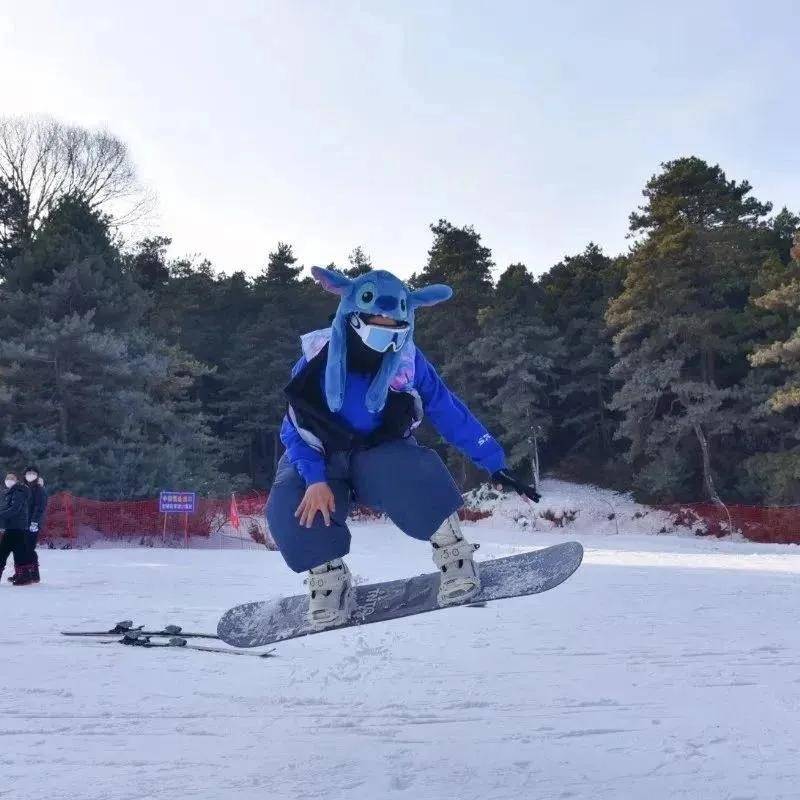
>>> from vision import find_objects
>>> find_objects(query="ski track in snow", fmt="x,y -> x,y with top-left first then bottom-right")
2,479 -> 800,800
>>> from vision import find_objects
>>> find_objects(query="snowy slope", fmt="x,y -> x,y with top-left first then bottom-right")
3,480 -> 800,800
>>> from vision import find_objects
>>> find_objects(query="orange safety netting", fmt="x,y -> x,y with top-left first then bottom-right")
666,503 -> 800,545
41,491 -> 269,542
36,492 -> 800,546
38,492 -> 491,543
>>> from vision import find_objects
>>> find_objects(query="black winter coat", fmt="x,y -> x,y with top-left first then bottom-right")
27,480 -> 48,527
0,483 -> 30,530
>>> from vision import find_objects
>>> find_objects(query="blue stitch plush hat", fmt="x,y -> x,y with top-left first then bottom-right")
310,266 -> 452,413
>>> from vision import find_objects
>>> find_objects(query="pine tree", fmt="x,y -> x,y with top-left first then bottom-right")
0,176 -> 26,275
345,246 -> 373,277
260,242 -> 302,286
743,225 -> 800,501
219,242 -> 319,484
746,213 -> 800,392
413,220 -> 494,364
219,306 -> 300,483
606,157 -> 774,501
471,264 -> 564,474
130,236 -> 172,291
148,258 -> 263,428
538,244 -> 624,474
412,220 -> 496,485
0,195 -> 229,498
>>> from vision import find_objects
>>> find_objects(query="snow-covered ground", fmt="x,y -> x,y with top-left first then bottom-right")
3,479 -> 800,800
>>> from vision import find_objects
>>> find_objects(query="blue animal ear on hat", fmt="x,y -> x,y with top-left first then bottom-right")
409,284 -> 452,308
311,266 -> 353,296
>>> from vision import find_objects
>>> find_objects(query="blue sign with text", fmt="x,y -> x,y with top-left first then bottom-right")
159,491 -> 196,514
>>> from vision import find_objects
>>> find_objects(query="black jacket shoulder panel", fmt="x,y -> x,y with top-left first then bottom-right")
285,345 -> 418,453
285,345 -> 362,453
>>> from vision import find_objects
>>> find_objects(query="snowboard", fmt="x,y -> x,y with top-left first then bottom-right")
217,540 -> 583,648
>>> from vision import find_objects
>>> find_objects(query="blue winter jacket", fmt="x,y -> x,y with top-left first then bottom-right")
280,347 -> 507,485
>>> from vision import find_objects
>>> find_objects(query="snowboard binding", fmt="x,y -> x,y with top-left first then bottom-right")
305,559 -> 356,629
431,513 -> 481,606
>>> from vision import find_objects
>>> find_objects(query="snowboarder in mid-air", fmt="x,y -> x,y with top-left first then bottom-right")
266,267 -> 540,629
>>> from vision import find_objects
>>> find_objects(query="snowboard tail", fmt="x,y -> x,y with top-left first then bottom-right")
218,541 -> 583,648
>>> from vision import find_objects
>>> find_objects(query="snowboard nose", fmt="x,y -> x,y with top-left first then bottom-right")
375,295 -> 398,312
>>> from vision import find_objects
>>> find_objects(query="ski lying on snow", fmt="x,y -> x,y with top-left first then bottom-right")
98,632 -> 277,658
61,620 -> 143,636
61,621 -> 219,640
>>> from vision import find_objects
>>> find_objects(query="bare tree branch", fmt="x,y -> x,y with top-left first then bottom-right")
0,115 -> 154,235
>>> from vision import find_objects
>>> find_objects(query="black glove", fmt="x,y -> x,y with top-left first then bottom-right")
491,470 -> 541,503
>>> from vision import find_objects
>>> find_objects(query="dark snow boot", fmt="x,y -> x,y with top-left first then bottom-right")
31,553 -> 40,583
10,564 -> 34,586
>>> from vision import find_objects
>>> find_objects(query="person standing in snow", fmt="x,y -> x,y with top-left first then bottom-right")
266,267 -> 540,629
0,472 -> 33,586
22,466 -> 47,583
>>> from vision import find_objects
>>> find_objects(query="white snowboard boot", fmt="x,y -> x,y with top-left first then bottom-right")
305,558 -> 355,629
431,513 -> 481,606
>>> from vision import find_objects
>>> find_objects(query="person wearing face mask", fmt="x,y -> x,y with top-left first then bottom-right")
22,466 -> 47,584
0,472 -> 33,586
266,268 -> 541,631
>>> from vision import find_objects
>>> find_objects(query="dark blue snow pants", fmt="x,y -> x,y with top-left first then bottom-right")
267,438 -> 463,573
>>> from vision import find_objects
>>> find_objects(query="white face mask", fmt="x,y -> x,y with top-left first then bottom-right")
4,479 -> 15,489
25,473 -> 36,482
349,313 -> 410,353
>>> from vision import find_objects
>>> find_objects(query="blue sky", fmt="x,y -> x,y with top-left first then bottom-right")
0,0 -> 797,278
